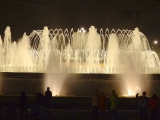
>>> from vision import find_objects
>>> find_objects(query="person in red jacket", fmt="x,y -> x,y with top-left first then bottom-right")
149,94 -> 158,120
99,92 -> 106,119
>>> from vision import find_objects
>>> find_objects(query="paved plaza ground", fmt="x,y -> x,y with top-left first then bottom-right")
0,96 -> 160,120
0,109 -> 160,120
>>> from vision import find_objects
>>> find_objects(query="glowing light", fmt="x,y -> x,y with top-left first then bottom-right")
128,90 -> 133,96
79,27 -> 86,33
154,40 -> 158,44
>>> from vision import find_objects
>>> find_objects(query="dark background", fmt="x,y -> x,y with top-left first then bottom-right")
0,0 -> 160,53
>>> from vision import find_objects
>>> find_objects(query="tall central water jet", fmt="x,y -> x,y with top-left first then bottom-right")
86,26 -> 101,73
106,33 -> 120,69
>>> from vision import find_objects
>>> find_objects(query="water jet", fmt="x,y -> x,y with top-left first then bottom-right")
0,26 -> 159,97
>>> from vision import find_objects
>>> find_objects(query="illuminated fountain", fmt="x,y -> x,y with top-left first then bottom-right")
0,26 -> 160,74
0,26 -> 160,96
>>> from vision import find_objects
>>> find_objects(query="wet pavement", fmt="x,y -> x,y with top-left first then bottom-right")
1,109 -> 160,120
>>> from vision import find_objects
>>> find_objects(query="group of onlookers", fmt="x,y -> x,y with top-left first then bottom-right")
92,89 -> 158,120
19,87 -> 52,118
136,92 -> 158,120
19,87 -> 158,119
91,89 -> 118,120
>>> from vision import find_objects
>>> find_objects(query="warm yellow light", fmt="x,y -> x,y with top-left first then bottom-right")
128,90 -> 133,96
81,27 -> 86,33
154,40 -> 158,44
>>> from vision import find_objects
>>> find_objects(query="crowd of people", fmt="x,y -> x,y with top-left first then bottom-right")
136,92 -> 158,120
92,89 -> 118,120
92,89 -> 158,120
19,87 -> 158,120
19,87 -> 52,118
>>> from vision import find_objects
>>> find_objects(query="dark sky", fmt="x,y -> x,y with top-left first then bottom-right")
1,0 -> 160,54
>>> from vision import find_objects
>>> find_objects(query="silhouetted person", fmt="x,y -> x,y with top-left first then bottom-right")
35,93 -> 45,106
91,89 -> 99,119
35,93 -> 46,118
150,94 -> 158,120
45,87 -> 52,109
19,92 -> 28,117
110,90 -> 118,120
136,91 -> 149,120
108,99 -> 111,112
99,92 -> 106,119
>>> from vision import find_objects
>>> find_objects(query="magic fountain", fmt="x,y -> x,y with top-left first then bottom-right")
0,26 -> 160,73
0,26 -> 159,96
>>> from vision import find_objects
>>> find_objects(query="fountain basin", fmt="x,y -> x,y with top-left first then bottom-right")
0,73 -> 159,97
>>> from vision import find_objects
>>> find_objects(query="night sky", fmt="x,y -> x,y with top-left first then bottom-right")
0,0 -> 160,53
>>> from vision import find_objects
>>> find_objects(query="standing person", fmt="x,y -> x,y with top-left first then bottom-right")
19,92 -> 28,117
91,89 -> 99,119
45,87 -> 52,109
108,100 -> 111,113
99,92 -> 106,119
35,93 -> 46,118
149,94 -> 158,120
110,90 -> 118,120
136,91 -> 149,120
